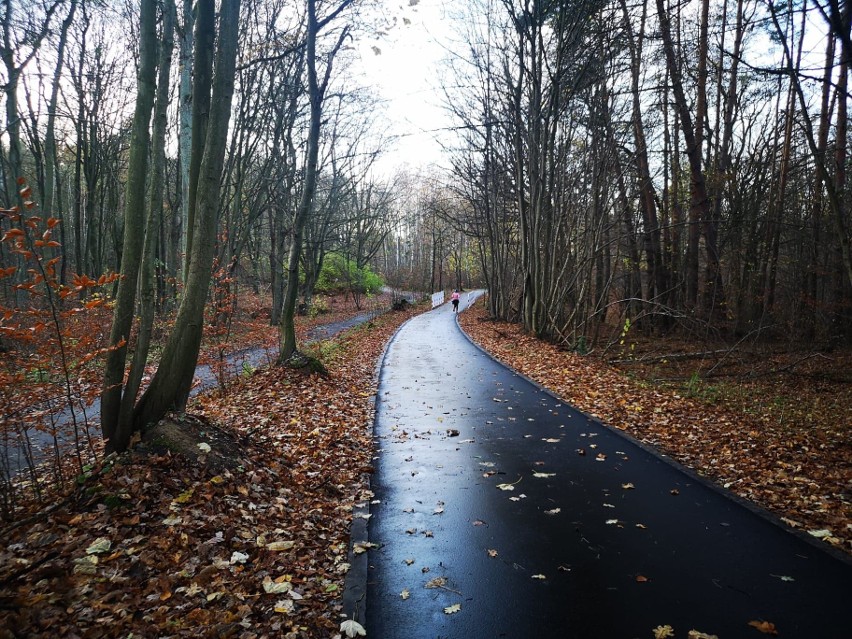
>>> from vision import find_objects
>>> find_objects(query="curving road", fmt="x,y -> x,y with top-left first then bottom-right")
364,294 -> 852,638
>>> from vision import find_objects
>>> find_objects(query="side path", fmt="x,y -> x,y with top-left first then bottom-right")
363,295 -> 852,638
1,307 -> 390,475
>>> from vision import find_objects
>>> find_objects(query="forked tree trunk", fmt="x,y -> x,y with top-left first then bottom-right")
117,0 -> 176,435
129,0 -> 242,445
100,0 -> 158,449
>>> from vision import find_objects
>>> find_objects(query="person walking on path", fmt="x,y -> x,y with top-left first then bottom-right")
363,293 -> 852,638
451,289 -> 460,313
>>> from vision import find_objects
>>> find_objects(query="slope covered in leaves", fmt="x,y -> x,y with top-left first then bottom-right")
459,302 -> 851,555
0,302 -> 421,638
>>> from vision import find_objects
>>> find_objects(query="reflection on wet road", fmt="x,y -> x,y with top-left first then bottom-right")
365,294 -> 852,638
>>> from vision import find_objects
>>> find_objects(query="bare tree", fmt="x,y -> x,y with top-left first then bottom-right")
278,0 -> 353,364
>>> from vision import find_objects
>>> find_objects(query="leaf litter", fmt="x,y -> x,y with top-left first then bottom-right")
0,300 -> 424,637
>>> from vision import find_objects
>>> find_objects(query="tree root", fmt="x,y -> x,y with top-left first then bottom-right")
281,350 -> 328,376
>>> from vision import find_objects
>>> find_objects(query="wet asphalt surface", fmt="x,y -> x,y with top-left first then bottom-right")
364,296 -> 852,638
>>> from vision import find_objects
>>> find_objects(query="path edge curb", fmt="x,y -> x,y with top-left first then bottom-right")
340,302 -> 434,632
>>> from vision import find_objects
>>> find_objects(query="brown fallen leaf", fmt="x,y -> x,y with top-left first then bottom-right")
747,620 -> 779,635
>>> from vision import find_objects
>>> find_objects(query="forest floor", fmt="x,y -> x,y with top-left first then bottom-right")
0,293 -> 423,639
2,292 -> 849,638
458,300 -> 852,557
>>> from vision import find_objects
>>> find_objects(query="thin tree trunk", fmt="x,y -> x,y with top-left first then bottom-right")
656,0 -> 723,315
184,0 -> 214,279
43,0 -> 77,220
100,0 -> 158,448
620,0 -> 666,306
278,0 -> 351,363
117,0 -> 176,438
806,34 -> 835,334
177,0 -> 194,285
769,0 -> 852,290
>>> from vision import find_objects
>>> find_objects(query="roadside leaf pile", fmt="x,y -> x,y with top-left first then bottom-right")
459,302 -> 851,554
0,302 -> 421,638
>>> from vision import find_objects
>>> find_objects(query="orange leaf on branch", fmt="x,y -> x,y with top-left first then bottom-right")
1,228 -> 25,241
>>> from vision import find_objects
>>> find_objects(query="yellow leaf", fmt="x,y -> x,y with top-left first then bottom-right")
173,487 -> 195,504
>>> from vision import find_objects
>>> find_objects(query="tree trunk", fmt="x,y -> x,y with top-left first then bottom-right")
278,0 -> 350,363
131,0 -> 242,442
177,0 -> 195,286
184,0 -> 214,279
116,0 -> 176,440
620,0 -> 666,307
769,1 -> 852,291
100,0 -> 158,449
43,0 -> 77,221
279,0 -> 323,363
656,0 -> 723,315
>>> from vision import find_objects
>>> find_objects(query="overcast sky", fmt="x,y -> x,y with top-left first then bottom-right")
354,0 -> 457,175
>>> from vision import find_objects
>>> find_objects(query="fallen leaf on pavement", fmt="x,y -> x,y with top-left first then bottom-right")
340,619 -> 367,637
748,620 -> 779,635
653,626 -> 675,639
425,577 -> 447,589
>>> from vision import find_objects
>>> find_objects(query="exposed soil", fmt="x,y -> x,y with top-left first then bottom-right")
142,414 -> 249,473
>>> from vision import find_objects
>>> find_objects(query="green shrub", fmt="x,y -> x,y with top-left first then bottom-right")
316,253 -> 384,295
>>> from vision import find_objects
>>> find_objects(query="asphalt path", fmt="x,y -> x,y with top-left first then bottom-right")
363,294 -> 852,638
